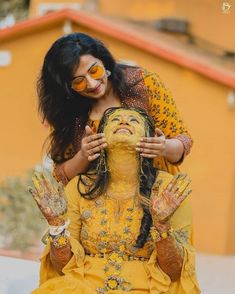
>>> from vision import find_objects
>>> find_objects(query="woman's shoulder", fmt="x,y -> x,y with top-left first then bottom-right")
65,174 -> 98,202
122,66 -> 163,87
122,65 -> 144,83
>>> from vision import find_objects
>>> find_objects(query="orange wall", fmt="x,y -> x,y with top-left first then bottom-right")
30,0 -> 235,51
100,0 -> 235,52
1,21 -> 235,254
100,0 -> 175,20
0,25 -> 65,179
174,0 -> 235,53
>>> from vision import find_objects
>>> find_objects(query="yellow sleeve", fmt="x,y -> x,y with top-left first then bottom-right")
39,177 -> 85,285
146,171 -> 200,293
65,177 -> 82,240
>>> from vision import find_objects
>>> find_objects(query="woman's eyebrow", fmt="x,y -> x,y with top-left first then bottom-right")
73,62 -> 98,79
88,62 -> 98,71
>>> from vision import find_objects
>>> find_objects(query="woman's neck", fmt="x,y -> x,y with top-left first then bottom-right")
106,146 -> 139,200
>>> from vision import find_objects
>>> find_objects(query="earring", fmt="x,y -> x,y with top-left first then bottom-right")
106,70 -> 111,77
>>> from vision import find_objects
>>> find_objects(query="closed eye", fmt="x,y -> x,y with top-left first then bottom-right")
89,65 -> 99,74
111,118 -> 120,122
130,118 -> 140,123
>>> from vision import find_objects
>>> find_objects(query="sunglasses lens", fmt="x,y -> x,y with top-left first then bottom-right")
71,65 -> 105,92
72,78 -> 86,92
89,65 -> 105,79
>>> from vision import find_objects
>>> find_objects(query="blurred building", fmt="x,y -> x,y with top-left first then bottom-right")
0,1 -> 235,255
29,0 -> 235,53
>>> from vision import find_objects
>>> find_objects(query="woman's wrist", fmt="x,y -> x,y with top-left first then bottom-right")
49,219 -> 70,235
77,148 -> 88,161
164,138 -> 184,163
47,217 -> 65,227
154,220 -> 171,233
63,150 -> 90,180
151,220 -> 173,242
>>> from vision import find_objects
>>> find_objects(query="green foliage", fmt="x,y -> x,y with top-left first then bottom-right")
0,0 -> 30,21
0,170 -> 47,250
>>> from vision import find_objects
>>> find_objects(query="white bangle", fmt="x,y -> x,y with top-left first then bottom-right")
49,219 -> 70,236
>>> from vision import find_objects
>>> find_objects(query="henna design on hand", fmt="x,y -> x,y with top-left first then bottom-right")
28,172 -> 68,225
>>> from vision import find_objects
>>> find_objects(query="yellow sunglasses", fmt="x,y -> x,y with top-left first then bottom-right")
71,64 -> 105,92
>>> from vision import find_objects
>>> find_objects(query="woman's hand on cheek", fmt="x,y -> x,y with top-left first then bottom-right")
136,128 -> 166,158
81,125 -> 107,161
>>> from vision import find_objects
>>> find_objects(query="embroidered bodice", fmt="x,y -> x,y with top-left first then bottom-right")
79,195 -> 154,259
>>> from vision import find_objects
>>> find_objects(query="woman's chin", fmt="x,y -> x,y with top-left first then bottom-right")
107,135 -> 139,149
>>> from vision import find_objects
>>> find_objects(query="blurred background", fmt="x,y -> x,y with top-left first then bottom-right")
0,0 -> 235,292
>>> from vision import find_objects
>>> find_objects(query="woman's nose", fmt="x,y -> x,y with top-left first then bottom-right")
120,116 -> 129,125
86,75 -> 97,89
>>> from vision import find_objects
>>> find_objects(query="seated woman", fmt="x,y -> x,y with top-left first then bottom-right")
29,107 -> 200,294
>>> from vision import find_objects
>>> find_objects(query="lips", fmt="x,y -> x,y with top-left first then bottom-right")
114,127 -> 133,135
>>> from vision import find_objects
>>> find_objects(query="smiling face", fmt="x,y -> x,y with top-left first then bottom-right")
72,54 -> 109,99
104,109 -> 146,148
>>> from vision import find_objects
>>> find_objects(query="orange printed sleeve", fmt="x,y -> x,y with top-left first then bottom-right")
143,70 -> 193,158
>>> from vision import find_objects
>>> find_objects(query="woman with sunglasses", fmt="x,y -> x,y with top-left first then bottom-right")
38,33 -> 193,185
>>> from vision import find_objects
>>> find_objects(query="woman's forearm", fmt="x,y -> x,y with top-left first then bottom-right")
50,240 -> 73,274
156,235 -> 183,281
63,150 -> 90,180
153,222 -> 183,281
165,138 -> 184,163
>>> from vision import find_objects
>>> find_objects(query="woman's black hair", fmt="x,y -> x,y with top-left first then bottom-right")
78,107 -> 158,248
37,33 -> 135,162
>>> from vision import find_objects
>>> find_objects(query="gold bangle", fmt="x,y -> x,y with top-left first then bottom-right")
150,226 -> 174,242
51,231 -> 70,248
150,226 -> 161,242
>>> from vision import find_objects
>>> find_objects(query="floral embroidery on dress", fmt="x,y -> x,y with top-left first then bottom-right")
78,195 -> 154,293
174,229 -> 189,244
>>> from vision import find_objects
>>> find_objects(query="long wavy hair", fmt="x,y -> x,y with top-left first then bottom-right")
37,33 -> 138,162
78,107 -> 158,248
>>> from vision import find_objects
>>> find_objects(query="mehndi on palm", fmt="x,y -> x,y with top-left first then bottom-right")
141,173 -> 192,224
28,172 -> 67,226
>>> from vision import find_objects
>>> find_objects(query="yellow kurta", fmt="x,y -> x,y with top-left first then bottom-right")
33,171 -> 200,294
